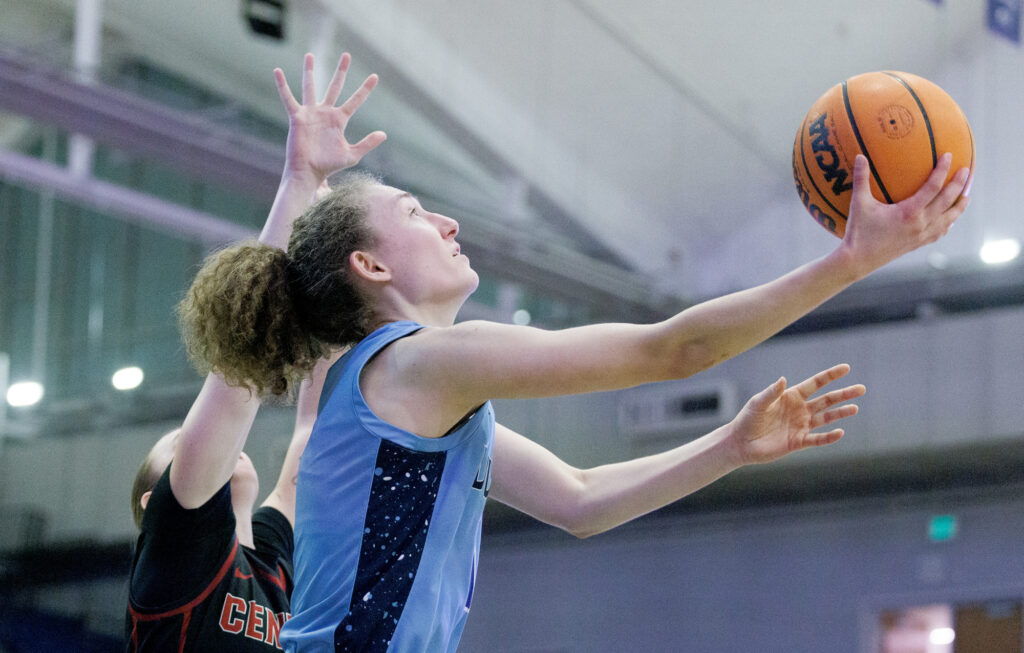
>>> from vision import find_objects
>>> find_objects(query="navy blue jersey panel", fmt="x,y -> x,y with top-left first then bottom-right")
334,441 -> 447,652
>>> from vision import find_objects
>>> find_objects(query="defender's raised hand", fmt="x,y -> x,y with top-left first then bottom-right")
274,52 -> 387,180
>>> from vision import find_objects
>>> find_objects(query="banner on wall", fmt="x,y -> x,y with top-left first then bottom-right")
989,0 -> 1023,43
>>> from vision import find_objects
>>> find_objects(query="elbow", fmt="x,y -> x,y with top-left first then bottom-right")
556,513 -> 597,539
544,470 -> 600,539
644,323 -> 723,382
566,524 -> 601,540
653,340 -> 722,382
554,474 -> 606,540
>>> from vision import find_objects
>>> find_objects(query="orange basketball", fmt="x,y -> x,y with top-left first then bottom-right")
792,71 -> 974,237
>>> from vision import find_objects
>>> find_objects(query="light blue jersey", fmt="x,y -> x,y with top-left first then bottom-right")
281,321 -> 494,653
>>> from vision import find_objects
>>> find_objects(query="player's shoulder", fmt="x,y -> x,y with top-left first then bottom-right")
404,320 -> 522,348
381,321 -> 516,369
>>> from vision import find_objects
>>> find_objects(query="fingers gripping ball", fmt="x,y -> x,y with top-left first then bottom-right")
792,71 -> 974,237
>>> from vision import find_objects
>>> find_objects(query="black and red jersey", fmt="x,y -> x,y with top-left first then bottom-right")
125,465 -> 293,652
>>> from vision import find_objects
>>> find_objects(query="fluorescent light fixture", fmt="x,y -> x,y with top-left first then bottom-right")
929,627 -> 955,645
7,381 -> 44,407
979,238 -> 1021,265
112,366 -> 144,391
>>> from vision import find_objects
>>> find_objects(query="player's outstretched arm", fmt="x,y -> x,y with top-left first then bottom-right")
488,364 -> 863,539
396,156 -> 968,427
171,53 -> 384,509
626,153 -> 970,383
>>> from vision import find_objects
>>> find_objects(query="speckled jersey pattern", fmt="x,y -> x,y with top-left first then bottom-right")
280,321 -> 494,653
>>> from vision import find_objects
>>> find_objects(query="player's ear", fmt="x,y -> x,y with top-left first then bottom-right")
350,250 -> 392,283
139,491 -> 153,512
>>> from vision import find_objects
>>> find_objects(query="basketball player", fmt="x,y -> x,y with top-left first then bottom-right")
124,52 -> 384,652
176,52 -> 971,652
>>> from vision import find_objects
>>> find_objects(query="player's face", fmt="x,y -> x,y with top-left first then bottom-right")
361,185 -> 479,308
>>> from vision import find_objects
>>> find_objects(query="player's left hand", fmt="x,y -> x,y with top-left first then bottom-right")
727,363 -> 865,465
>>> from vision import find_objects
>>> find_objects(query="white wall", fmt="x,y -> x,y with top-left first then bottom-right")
464,486 -> 1024,653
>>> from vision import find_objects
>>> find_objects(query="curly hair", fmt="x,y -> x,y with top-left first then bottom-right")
177,171 -> 381,399
286,172 -> 380,347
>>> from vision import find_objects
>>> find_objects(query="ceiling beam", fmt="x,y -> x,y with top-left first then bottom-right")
565,0 -> 780,170
0,148 -> 253,245
0,49 -> 683,319
0,48 -> 284,200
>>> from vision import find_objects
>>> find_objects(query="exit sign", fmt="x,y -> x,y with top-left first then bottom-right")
929,515 -> 958,542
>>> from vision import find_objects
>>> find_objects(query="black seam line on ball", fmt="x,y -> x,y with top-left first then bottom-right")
843,80 -> 894,204
883,71 -> 937,169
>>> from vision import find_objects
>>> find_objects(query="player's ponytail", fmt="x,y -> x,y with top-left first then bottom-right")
177,241 -> 323,398
177,171 -> 381,399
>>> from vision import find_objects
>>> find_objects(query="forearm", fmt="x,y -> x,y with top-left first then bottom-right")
491,423 -> 741,539
261,413 -> 313,524
262,349 -> 340,524
171,374 -> 261,508
257,170 -> 322,249
654,153 -> 971,380
260,423 -> 308,524
652,248 -> 861,379
567,426 -> 742,538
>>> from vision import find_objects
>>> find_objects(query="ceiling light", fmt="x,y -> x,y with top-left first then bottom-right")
979,238 -> 1021,265
929,627 -> 955,645
512,309 -> 531,326
112,366 -> 144,391
7,381 -> 44,407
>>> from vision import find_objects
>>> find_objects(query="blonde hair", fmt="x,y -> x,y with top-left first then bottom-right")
130,432 -> 178,529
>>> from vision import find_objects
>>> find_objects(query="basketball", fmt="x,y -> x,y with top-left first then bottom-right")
792,71 -> 974,237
